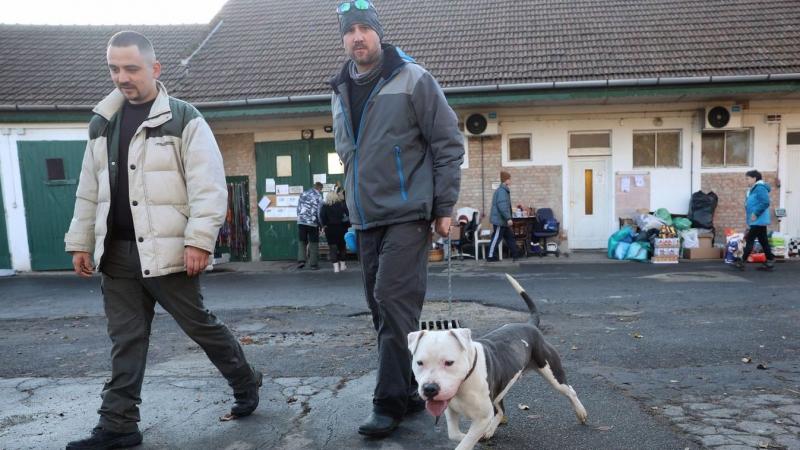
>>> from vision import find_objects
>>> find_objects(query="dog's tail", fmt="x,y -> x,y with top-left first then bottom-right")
504,274 -> 540,327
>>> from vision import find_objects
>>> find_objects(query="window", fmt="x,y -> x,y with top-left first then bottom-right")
701,130 -> 751,167
46,158 -> 65,180
570,132 -> 610,149
327,152 -> 344,174
633,131 -> 681,168
508,134 -> 531,161
788,131 -> 800,146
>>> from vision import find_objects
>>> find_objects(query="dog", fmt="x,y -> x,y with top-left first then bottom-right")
408,274 -> 587,450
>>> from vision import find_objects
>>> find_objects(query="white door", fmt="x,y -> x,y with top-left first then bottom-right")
785,132 -> 800,238
569,157 -> 611,248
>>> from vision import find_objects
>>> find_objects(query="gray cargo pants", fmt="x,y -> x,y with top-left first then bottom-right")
357,220 -> 430,419
97,241 -> 256,433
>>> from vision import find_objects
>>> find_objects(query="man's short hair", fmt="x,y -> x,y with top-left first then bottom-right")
746,170 -> 762,181
107,31 -> 156,61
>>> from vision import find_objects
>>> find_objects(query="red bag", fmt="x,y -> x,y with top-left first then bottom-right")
748,253 -> 766,263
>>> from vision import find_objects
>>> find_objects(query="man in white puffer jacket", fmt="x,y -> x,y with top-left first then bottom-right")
64,31 -> 261,450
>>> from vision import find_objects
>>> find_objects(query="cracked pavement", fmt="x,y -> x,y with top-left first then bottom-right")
0,257 -> 798,449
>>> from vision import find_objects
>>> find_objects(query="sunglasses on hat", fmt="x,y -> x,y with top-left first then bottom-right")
337,0 -> 374,14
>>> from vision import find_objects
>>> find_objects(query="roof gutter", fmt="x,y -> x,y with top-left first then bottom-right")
2,73 -> 800,112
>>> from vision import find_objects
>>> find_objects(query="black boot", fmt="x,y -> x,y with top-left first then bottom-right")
358,412 -> 400,438
66,427 -> 142,450
230,370 -> 263,418
734,258 -> 745,270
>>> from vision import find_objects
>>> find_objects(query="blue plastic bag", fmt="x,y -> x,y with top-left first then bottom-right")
345,228 -> 357,252
608,226 -> 635,258
614,242 -> 631,260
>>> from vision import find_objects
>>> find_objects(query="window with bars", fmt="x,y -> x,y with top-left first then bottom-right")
507,134 -> 532,161
633,131 -> 681,168
701,129 -> 752,167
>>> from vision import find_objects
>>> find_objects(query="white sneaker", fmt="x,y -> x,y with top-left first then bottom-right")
333,262 -> 340,273
340,261 -> 347,271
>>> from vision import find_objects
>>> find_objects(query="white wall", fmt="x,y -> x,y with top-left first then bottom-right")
0,125 -> 86,271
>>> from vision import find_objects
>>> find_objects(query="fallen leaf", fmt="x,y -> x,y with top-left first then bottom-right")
239,336 -> 254,345
631,332 -> 643,339
518,404 -> 530,411
756,363 -> 768,370
742,357 -> 752,363
500,415 -> 509,424
596,425 -> 614,431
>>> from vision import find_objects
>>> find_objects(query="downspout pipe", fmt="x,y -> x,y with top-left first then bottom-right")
3,73 -> 800,111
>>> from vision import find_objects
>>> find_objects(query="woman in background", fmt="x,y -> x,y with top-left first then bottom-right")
320,188 -> 350,272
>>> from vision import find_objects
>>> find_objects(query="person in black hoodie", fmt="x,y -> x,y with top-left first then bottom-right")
320,188 -> 350,272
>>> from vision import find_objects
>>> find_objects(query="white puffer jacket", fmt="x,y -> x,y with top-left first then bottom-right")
64,82 -> 226,277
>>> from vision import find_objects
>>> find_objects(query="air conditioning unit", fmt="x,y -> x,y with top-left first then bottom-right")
464,112 -> 500,136
704,104 -> 743,130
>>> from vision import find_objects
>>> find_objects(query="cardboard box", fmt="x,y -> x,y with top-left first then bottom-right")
684,247 -> 723,260
654,238 -> 680,248
652,255 -> 679,264
654,247 -> 680,257
698,236 -> 713,249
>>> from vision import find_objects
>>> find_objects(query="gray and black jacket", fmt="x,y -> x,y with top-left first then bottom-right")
490,184 -> 512,226
330,44 -> 464,230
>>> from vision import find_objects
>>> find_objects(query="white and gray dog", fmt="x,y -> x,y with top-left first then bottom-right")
408,274 -> 587,450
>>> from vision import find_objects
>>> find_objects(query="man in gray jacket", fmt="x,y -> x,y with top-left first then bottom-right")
487,171 -> 519,261
296,182 -> 324,270
64,31 -> 261,450
331,0 -> 464,437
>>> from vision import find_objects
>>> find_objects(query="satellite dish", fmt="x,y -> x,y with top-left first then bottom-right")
707,106 -> 731,128
465,113 -> 488,135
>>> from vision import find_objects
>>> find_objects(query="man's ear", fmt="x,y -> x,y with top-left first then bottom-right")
407,330 -> 426,355
449,329 -> 473,352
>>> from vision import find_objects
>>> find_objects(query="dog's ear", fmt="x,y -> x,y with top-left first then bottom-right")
408,330 -> 426,356
449,329 -> 473,352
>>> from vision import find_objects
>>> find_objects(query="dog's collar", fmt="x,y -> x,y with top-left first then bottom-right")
462,349 -> 478,382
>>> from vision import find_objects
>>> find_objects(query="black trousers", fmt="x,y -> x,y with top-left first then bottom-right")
325,224 -> 348,263
97,241 -> 256,433
743,225 -> 775,261
357,220 -> 430,419
487,224 -> 518,259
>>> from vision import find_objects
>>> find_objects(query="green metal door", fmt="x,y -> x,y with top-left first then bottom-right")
18,141 -> 85,270
0,176 -> 11,269
255,141 -> 311,260
308,139 -> 344,189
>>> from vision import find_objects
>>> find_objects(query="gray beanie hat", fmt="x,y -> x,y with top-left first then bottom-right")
337,1 -> 384,40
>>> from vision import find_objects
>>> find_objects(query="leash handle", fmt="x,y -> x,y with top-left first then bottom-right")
446,228 -> 452,312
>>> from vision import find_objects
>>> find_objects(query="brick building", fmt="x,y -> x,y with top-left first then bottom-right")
1,0 -> 800,270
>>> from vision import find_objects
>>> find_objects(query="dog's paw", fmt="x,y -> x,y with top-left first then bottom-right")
448,431 -> 467,442
576,406 -> 588,424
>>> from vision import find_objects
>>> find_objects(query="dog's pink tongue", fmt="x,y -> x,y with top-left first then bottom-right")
425,400 -> 449,417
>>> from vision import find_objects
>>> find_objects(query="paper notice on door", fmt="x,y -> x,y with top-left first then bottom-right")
620,176 -> 631,193
323,183 -> 336,192
265,178 -> 276,193
634,175 -> 645,187
276,195 -> 300,207
258,196 -> 271,212
276,184 -> 289,195
289,186 -> 304,194
313,173 -> 327,184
